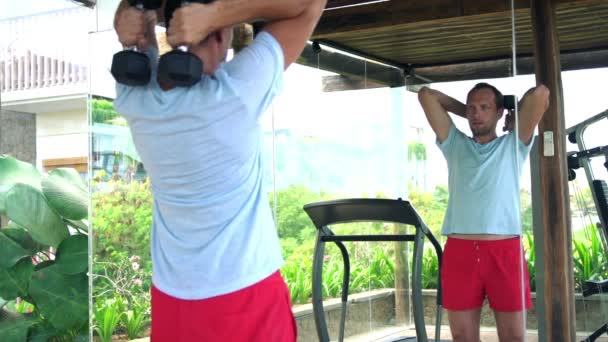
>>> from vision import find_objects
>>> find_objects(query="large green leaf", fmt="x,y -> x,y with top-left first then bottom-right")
0,155 -> 41,215
34,260 -> 54,272
2,227 -> 42,254
0,297 -> 6,309
42,168 -> 88,221
27,320 -> 61,342
5,184 -> 69,248
29,265 -> 88,331
0,258 -> 34,299
55,234 -> 88,275
0,310 -> 36,342
0,231 -> 31,268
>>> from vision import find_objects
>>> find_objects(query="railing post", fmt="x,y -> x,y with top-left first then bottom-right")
0,6 -> 92,94
37,54 -> 43,88
11,53 -> 17,91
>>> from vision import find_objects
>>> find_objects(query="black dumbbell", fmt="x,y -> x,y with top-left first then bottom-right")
111,0 -> 162,86
157,48 -> 203,87
158,0 -> 213,87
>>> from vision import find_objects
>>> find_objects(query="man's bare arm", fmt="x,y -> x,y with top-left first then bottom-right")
517,85 -> 550,144
167,0 -> 326,69
114,0 -> 161,50
418,87 -> 465,143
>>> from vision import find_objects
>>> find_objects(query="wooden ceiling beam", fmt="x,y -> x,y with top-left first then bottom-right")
314,0 -> 592,39
296,42 -> 405,88
404,48 -> 608,85
300,47 -> 608,91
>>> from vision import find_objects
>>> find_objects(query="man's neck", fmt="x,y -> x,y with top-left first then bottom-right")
473,133 -> 498,145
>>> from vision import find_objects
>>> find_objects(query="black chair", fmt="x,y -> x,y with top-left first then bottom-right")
304,198 -> 444,342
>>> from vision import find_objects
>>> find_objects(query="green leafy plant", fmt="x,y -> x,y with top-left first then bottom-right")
92,179 -> 153,279
122,302 -> 147,339
93,253 -> 151,340
572,225 -> 608,290
0,155 -> 89,341
282,257 -> 313,304
94,298 -> 124,342
92,98 -> 126,126
523,231 -> 536,292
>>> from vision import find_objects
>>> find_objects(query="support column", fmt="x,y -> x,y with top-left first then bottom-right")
530,0 -> 576,340
0,109 -> 36,227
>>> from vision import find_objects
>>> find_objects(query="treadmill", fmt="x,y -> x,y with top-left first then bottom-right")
303,198 -> 445,342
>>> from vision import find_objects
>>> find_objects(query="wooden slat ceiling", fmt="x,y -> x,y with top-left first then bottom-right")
308,0 -> 608,85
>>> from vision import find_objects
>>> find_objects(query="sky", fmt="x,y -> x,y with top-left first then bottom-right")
0,0 -> 80,20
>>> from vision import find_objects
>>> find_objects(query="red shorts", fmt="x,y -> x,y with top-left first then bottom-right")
441,237 -> 532,311
151,271 -> 296,342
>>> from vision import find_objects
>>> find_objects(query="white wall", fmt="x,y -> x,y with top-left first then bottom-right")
36,109 -> 88,170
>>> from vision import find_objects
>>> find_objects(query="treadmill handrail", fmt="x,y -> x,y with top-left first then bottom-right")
303,198 -> 423,228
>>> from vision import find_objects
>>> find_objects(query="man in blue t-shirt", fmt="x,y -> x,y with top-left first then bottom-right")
113,0 -> 326,340
418,83 -> 549,342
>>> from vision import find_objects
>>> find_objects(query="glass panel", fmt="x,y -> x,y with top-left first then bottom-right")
564,68 -> 608,340
271,51 -> 419,340
1,1 -> 91,341
89,1 -> 151,341
406,1 -> 527,339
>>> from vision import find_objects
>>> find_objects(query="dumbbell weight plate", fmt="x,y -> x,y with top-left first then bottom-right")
158,49 -> 203,87
111,50 -> 151,86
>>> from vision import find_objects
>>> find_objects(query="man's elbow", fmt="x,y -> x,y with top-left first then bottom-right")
535,84 -> 550,114
417,86 -> 432,103
305,0 -> 327,20
289,0 -> 321,17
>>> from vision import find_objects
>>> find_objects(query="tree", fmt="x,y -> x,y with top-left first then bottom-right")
269,185 -> 327,256
407,185 -> 448,237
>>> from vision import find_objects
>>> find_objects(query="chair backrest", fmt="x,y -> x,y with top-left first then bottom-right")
303,198 -> 422,229
592,180 -> 608,237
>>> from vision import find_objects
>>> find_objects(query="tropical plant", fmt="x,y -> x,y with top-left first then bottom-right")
122,302 -> 147,340
420,247 -> 440,289
407,141 -> 427,162
0,155 -> 89,341
92,179 -> 153,283
572,225 -> 608,290
282,257 -> 313,304
523,231 -> 536,292
93,298 -> 124,342
92,98 -> 126,126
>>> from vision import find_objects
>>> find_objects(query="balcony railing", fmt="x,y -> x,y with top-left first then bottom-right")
0,7 -> 92,94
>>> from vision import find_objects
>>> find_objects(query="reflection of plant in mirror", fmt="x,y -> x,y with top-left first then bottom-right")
523,231 -> 536,292
0,155 -> 88,341
92,98 -> 126,126
407,141 -> 427,161
573,225 -> 608,290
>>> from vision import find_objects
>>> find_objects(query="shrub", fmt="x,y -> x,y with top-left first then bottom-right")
0,155 -> 88,341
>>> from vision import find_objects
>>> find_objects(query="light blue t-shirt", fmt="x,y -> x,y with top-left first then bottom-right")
113,32 -> 285,300
437,124 -> 533,236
